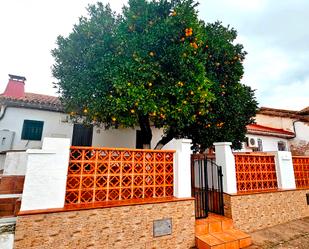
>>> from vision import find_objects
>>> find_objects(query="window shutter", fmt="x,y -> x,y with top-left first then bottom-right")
21,120 -> 44,141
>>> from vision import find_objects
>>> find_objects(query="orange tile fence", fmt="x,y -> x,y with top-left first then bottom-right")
234,154 -> 278,192
292,156 -> 309,188
65,147 -> 175,205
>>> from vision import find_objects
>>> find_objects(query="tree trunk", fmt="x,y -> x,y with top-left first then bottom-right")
154,131 -> 174,150
138,114 -> 152,149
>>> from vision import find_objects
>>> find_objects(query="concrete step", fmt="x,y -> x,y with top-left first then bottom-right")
195,213 -> 252,249
225,229 -> 252,248
195,215 -> 234,235
196,229 -> 252,249
196,234 -> 226,249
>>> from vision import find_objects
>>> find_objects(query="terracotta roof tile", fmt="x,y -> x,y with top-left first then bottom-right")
258,107 -> 298,117
298,106 -> 309,115
258,106 -> 309,122
26,93 -> 60,105
247,124 -> 295,137
0,92 -> 63,112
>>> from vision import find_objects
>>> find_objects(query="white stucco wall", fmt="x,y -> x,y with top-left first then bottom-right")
254,114 -> 309,155
3,151 -> 28,175
163,139 -> 192,198
3,106 -> 303,153
255,114 -> 294,131
256,135 -> 289,151
21,138 -> 71,211
255,114 -> 309,143
0,106 -> 166,150
238,135 -> 289,152
214,142 -> 237,194
294,121 -> 309,141
0,107 -> 73,150
108,114 -> 304,153
274,151 -> 296,189
92,126 -> 163,148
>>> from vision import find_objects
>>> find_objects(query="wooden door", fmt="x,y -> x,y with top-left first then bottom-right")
72,124 -> 93,146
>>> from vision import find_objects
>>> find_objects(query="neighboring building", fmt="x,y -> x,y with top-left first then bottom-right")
241,107 -> 309,155
242,123 -> 295,152
0,75 -> 72,151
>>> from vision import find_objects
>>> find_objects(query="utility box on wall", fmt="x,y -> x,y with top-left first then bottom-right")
0,130 -> 15,152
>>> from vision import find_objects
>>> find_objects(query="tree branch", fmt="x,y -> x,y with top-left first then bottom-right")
138,114 -> 152,149
154,131 -> 175,150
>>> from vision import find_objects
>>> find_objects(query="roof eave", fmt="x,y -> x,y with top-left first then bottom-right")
247,130 -> 295,139
0,99 -> 64,113
258,106 -> 309,122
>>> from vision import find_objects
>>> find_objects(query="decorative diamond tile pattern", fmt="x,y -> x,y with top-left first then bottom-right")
292,157 -> 309,188
235,154 -> 278,192
65,147 -> 175,205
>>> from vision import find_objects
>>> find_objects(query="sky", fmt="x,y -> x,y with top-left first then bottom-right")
0,0 -> 308,110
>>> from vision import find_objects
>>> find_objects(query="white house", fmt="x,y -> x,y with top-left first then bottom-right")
0,74 -> 73,151
0,75 -> 163,152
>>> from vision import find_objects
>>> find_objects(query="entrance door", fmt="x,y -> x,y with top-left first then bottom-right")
191,154 -> 224,218
72,124 -> 93,146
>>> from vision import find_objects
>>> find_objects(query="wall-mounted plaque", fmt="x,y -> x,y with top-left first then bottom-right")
153,218 -> 172,237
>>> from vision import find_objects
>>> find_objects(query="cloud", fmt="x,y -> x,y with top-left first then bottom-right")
259,77 -> 309,110
199,0 -> 309,110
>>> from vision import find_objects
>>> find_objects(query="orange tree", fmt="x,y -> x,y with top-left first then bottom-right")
52,0 -> 257,150
164,21 -> 258,151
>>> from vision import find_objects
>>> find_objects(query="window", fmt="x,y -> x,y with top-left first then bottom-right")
257,138 -> 263,151
253,138 -> 263,152
21,120 -> 44,141
278,141 -> 287,151
71,124 -> 93,146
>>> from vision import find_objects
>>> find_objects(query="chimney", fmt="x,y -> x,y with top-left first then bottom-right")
3,74 -> 26,98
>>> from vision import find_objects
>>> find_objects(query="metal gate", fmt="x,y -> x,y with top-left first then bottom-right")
191,154 -> 224,219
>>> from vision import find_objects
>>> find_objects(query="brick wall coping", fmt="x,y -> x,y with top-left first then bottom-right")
70,146 -> 176,153
18,197 -> 194,216
233,152 -> 275,156
225,187 -> 309,197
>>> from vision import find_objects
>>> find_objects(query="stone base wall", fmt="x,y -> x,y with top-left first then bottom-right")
223,194 -> 232,218
14,199 -> 195,249
224,189 -> 309,232
290,140 -> 309,156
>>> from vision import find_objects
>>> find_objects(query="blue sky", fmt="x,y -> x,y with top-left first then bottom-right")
0,0 -> 308,110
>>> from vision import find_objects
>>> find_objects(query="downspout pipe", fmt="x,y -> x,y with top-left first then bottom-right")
290,120 -> 301,140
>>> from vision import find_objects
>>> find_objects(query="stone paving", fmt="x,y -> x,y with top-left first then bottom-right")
247,217 -> 309,249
